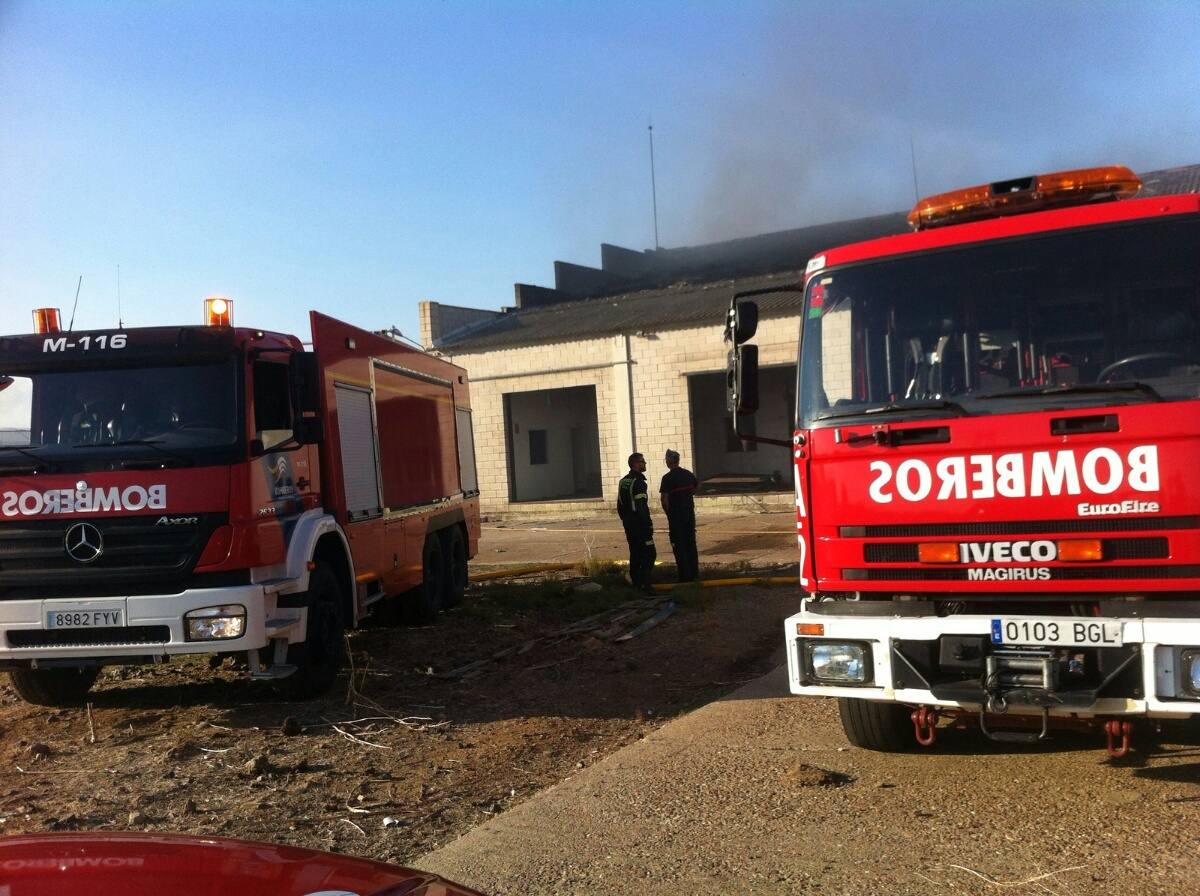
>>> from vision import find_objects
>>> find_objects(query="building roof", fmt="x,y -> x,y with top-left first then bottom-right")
436,209 -> 906,352
438,163 -> 1200,353
440,270 -> 806,352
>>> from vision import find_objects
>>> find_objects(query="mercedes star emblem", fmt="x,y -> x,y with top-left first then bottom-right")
64,522 -> 104,564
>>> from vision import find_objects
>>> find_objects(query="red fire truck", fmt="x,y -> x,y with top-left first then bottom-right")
727,166 -> 1200,756
0,301 -> 480,705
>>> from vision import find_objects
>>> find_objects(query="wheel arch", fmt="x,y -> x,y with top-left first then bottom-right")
274,510 -> 356,625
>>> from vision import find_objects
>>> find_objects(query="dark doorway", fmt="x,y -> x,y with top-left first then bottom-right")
688,367 -> 793,494
503,385 -> 603,502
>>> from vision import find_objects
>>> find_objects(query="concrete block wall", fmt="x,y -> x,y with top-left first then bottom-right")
418,301 -> 503,349
446,315 -> 801,517
446,336 -> 622,516
819,306 -> 854,402
626,316 -> 797,484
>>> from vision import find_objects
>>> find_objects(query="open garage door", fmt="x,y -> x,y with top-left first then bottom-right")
502,385 -> 602,503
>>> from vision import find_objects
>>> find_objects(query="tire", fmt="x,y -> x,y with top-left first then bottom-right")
441,526 -> 468,609
8,667 -> 99,707
284,565 -> 346,699
403,534 -> 445,624
838,697 -> 915,752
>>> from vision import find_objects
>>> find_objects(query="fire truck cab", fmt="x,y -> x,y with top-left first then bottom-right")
727,166 -> 1200,754
0,303 -> 480,705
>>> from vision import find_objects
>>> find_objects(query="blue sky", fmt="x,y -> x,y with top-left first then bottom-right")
2,0 -> 1198,344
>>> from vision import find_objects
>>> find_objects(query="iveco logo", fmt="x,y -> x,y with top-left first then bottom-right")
64,522 -> 104,564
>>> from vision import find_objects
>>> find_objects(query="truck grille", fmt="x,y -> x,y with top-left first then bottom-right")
7,626 -> 172,648
841,515 -> 1200,538
844,564 -> 1200,581
864,537 -> 1169,563
0,515 -> 226,599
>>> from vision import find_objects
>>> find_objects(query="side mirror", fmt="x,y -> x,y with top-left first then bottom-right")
726,300 -> 759,345
726,345 -> 760,415
289,352 -> 321,415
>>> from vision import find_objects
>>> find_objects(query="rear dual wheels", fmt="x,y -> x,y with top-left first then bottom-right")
442,526 -> 468,609
403,526 -> 468,624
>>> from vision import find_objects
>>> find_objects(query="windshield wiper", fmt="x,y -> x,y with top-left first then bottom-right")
73,438 -> 193,467
975,381 -> 1163,403
817,399 -> 970,421
0,445 -> 53,473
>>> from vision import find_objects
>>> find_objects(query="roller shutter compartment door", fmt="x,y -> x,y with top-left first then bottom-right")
335,383 -> 383,520
455,407 -> 479,495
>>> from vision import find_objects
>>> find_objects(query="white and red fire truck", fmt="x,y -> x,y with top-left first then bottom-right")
727,165 -> 1200,756
0,301 -> 480,705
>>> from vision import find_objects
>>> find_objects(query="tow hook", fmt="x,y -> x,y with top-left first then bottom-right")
911,705 -> 939,746
1104,720 -> 1134,759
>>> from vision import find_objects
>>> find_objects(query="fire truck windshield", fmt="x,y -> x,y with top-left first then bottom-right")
0,359 -> 240,467
799,214 -> 1200,427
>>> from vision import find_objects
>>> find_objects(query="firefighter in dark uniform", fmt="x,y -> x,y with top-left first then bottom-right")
659,449 -> 699,582
617,452 -> 656,592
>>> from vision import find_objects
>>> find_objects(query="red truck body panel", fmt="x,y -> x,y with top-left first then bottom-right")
310,312 -> 479,602
793,193 -> 1200,599
812,192 -> 1200,273
803,401 -> 1197,593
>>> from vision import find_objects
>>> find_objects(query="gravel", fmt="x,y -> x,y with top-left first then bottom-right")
418,667 -> 1200,896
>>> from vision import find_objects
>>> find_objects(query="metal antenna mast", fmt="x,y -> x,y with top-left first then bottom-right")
117,265 -> 124,328
68,275 -> 82,332
909,134 -> 921,202
648,119 -> 661,250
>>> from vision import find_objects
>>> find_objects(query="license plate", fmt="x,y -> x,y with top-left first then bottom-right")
990,617 -> 1122,647
46,607 -> 124,629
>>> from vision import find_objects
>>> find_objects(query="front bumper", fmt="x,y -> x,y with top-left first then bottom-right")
0,585 -> 304,664
785,603 -> 1200,719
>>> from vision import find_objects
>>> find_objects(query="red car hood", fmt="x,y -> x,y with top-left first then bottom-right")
0,832 -> 484,896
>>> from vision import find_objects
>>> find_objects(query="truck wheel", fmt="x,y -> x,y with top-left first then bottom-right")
8,667 -> 99,707
838,697 -> 915,752
404,535 -> 445,624
284,565 -> 346,699
441,526 -> 468,608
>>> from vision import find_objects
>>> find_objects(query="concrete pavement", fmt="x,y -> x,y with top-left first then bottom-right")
417,664 -> 1200,895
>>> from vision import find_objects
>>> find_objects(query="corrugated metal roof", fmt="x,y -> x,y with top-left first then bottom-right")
440,164 -> 1200,353
441,272 -> 806,352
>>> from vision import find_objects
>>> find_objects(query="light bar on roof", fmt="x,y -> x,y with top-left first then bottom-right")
908,165 -> 1142,231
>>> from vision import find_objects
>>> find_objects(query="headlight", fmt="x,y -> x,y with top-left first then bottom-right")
1180,648 -> 1200,696
805,641 -> 872,684
185,605 -> 246,641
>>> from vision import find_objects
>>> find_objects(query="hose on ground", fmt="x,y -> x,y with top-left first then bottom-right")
469,562 -> 796,589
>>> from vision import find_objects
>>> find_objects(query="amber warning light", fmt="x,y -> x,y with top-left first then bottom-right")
908,165 -> 1142,231
204,296 -> 234,327
32,308 -> 62,334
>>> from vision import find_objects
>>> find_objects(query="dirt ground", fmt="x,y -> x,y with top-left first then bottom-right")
476,510 -> 796,573
0,577 -> 798,866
